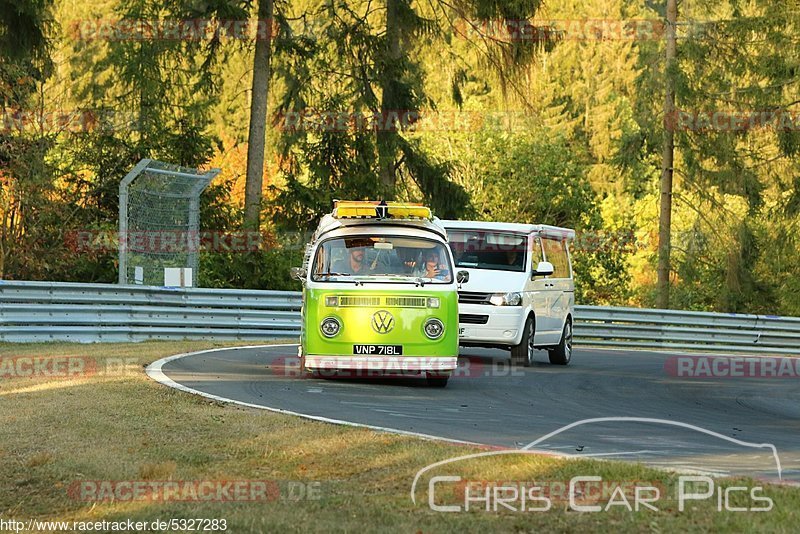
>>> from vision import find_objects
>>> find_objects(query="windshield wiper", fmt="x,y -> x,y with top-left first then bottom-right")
317,272 -> 351,277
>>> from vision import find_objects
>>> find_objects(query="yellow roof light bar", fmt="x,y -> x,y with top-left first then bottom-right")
333,200 -> 432,220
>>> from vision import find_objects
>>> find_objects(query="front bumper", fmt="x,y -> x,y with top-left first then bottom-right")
304,355 -> 458,372
458,304 -> 524,346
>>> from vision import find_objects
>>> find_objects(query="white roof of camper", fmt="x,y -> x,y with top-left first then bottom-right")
440,220 -> 575,239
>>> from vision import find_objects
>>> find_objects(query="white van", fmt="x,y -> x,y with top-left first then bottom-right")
441,221 -> 575,366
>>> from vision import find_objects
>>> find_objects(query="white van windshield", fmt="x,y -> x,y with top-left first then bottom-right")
312,235 -> 453,283
447,230 -> 528,273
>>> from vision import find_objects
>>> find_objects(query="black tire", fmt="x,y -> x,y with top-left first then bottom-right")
426,372 -> 449,387
548,320 -> 573,365
511,316 -> 535,367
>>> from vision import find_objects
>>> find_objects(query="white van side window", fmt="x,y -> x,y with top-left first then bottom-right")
542,237 -> 570,278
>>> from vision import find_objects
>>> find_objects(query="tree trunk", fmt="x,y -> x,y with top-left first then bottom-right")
657,0 -> 678,309
244,0 -> 274,231
377,0 -> 402,195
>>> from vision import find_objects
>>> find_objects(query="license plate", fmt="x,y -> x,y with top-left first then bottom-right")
459,327 -> 465,336
353,344 -> 403,355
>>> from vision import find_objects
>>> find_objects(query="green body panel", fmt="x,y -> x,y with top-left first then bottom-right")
301,288 -> 458,357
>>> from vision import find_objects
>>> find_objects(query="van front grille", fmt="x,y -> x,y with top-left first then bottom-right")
337,296 -> 381,307
334,296 -> 427,307
460,314 -> 489,324
385,296 -> 427,308
458,291 -> 492,305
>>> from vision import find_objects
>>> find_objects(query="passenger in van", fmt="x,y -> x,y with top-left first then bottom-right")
414,250 -> 449,280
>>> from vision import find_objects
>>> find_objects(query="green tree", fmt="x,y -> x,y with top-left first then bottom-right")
452,125 -> 632,304
243,0 -> 274,231
665,1 -> 798,312
0,0 -> 55,278
271,0 -> 555,229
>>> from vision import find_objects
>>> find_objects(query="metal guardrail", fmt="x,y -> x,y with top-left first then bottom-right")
0,280 -> 798,354
575,305 -> 800,355
0,280 -> 301,343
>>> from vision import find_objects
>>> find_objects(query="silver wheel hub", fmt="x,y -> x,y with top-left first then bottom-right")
565,324 -> 572,359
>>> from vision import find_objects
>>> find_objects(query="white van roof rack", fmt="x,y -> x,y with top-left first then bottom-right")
440,220 -> 575,240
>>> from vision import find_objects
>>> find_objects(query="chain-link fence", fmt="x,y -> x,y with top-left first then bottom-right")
119,159 -> 220,287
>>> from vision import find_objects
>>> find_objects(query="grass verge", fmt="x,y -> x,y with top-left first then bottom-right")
1,341 -> 798,533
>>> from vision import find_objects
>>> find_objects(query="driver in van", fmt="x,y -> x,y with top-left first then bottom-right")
506,249 -> 522,268
333,247 -> 370,275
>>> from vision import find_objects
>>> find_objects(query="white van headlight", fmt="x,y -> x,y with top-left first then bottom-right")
320,317 -> 342,337
424,318 -> 445,339
489,292 -> 522,306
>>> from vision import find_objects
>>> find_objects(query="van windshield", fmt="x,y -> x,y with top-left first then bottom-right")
447,230 -> 528,273
312,235 -> 453,283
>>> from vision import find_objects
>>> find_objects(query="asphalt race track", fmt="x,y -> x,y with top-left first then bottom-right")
154,344 -> 800,483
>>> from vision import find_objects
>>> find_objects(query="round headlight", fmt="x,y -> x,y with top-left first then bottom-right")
320,317 -> 341,337
424,318 -> 445,339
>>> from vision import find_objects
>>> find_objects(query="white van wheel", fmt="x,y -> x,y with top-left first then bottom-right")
511,316 -> 535,367
548,321 -> 572,365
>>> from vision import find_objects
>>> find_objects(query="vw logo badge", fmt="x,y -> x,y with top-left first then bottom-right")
371,310 -> 394,334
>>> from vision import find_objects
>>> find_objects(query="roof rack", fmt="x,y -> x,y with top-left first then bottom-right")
333,200 -> 432,220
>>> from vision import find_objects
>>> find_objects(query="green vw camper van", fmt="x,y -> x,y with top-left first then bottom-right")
291,201 -> 465,387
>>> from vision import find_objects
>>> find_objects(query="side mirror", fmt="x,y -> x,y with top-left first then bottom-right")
456,270 -> 470,284
290,267 -> 307,281
532,261 -> 554,278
